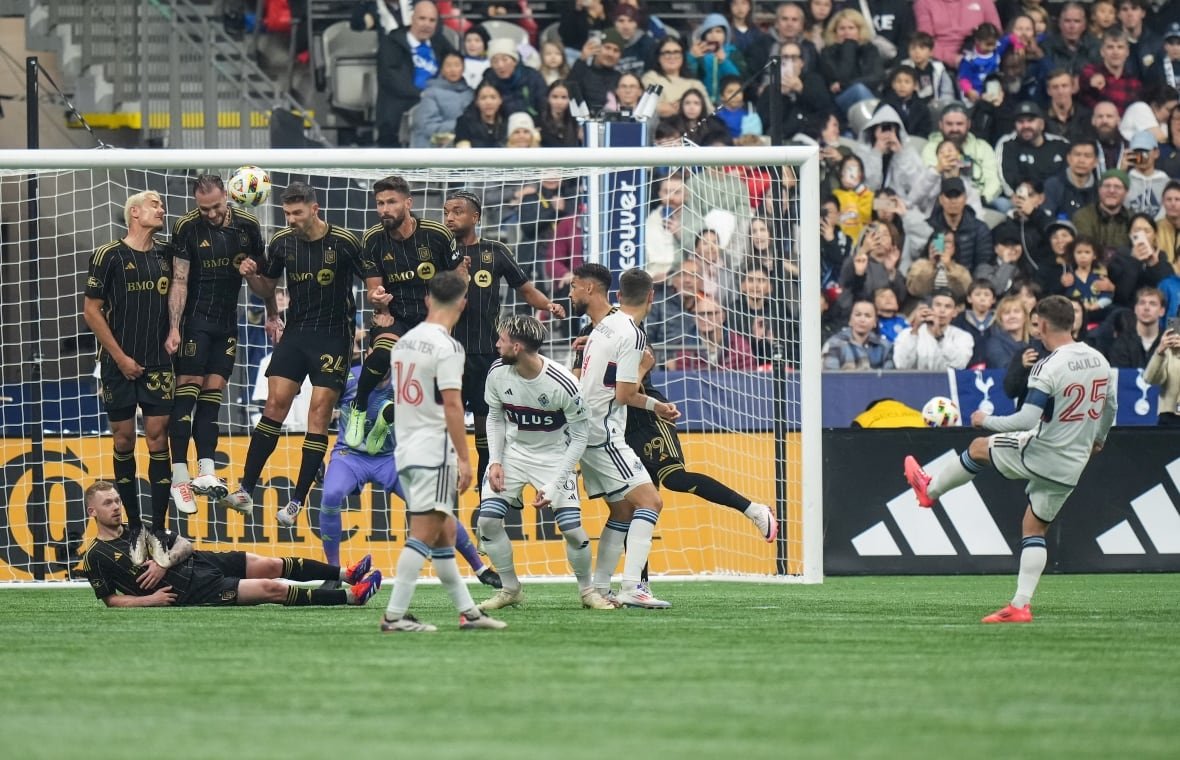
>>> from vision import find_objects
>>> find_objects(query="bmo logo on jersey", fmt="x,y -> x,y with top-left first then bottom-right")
504,404 -> 566,431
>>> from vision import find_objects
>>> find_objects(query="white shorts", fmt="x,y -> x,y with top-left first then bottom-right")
580,440 -> 651,500
480,456 -> 580,511
989,432 -> 1075,522
400,464 -> 458,515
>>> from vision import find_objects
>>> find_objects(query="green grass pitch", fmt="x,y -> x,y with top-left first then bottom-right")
6,575 -> 1179,759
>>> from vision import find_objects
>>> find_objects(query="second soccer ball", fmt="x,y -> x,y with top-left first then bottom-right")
227,166 -> 272,207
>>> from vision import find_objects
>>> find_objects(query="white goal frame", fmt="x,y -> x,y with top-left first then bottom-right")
0,146 -> 822,584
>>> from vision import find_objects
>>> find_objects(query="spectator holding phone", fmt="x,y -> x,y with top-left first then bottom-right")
906,229 -> 973,301
1124,130 -> 1170,217
1106,214 -> 1177,309
922,104 -> 1003,206
1145,317 -> 1180,425
892,288 -> 975,370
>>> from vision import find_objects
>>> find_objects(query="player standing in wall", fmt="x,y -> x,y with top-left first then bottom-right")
343,175 -> 462,452
905,295 -> 1117,623
221,182 -> 382,527
569,263 -> 778,542
578,268 -> 680,609
165,174 -> 276,513
83,191 -> 188,567
379,270 -> 507,632
475,315 -> 617,612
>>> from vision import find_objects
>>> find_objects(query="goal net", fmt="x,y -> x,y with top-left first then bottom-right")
0,146 -> 821,585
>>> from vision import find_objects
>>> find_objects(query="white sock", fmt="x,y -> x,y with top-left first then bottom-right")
928,452 -> 981,500
562,526 -> 593,591
197,458 -> 216,477
621,508 -> 659,591
384,538 -> 430,620
1011,537 -> 1047,608
433,552 -> 479,615
171,463 -> 191,484
477,516 -> 519,591
594,520 -> 629,592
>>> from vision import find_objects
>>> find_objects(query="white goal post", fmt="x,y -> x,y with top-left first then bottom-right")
0,146 -> 822,585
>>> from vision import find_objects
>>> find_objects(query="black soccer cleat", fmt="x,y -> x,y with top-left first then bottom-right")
477,567 -> 503,589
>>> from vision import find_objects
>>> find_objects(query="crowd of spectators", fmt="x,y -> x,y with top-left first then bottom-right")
339,0 -> 1180,416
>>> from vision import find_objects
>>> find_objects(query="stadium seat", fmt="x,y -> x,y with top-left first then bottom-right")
481,19 -> 529,47
322,20 -> 377,118
398,103 -> 421,149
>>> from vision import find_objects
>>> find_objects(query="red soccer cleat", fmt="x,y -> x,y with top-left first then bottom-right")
981,604 -> 1033,623
904,455 -> 935,508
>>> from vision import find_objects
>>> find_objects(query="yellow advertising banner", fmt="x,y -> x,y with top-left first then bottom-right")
0,434 -> 801,582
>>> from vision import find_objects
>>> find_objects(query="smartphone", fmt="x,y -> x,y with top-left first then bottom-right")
959,155 -> 974,177
932,233 -> 946,255
1133,231 -> 1148,246
1168,316 -> 1180,335
781,59 -> 795,79
984,80 -> 1001,98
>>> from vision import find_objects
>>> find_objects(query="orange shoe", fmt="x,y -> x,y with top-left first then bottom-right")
981,604 -> 1032,623
904,455 -> 935,508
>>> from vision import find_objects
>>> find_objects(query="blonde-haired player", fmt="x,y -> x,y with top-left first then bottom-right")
476,315 -> 616,612
905,295 -> 1117,623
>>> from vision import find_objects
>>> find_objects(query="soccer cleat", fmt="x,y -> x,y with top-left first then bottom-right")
190,474 -> 229,500
581,589 -> 619,610
170,480 -> 198,515
477,567 -> 503,589
275,499 -> 303,527
459,611 -> 508,630
147,530 -> 193,569
364,401 -> 394,455
349,570 -> 383,605
343,553 -> 373,585
380,613 -> 438,633
747,502 -> 778,543
220,487 -> 254,516
342,403 -> 367,449
477,587 -> 525,611
616,583 -> 671,609
904,455 -> 935,508
981,604 -> 1033,623
127,525 -> 150,566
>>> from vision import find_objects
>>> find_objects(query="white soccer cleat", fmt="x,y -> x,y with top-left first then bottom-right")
127,525 -> 150,566
616,583 -> 671,609
581,589 -> 620,610
342,404 -> 367,449
276,500 -> 303,527
459,611 -> 508,630
746,502 -> 778,543
220,487 -> 253,516
380,614 -> 438,633
190,474 -> 229,500
477,587 -> 525,611
170,480 -> 198,515
147,530 -> 193,569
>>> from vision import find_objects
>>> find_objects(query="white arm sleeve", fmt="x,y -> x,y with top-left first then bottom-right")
485,379 -> 506,465
983,403 -> 1044,433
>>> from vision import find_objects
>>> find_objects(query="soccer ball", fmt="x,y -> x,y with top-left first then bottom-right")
921,396 -> 961,427
227,166 -> 271,207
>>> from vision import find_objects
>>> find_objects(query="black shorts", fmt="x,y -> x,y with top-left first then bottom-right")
626,413 -> 685,485
176,550 -> 247,606
101,360 -> 174,421
368,314 -> 418,346
462,353 -> 497,416
267,332 -> 351,392
176,325 -> 237,379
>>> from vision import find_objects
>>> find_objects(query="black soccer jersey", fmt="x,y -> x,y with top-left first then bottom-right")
363,217 -> 460,325
81,530 -> 195,600
453,238 -> 529,354
170,207 -> 265,332
263,224 -> 367,338
85,240 -> 172,367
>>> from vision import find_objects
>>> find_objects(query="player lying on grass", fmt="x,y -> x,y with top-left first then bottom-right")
81,480 -> 382,608
310,358 -> 502,588
475,315 -> 616,612
905,295 -> 1116,624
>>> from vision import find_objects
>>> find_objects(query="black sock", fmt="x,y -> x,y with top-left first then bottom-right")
281,556 -> 340,582
193,389 -> 223,462
242,416 -> 283,492
354,334 -> 394,409
661,469 -> 751,513
293,433 -> 328,503
113,448 -> 140,529
283,586 -> 348,606
168,383 -> 201,466
474,431 -> 489,489
148,449 -> 172,531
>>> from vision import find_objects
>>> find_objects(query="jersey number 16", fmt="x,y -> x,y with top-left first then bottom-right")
392,360 -> 424,406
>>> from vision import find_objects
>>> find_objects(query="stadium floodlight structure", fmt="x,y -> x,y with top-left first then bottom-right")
0,146 -> 821,586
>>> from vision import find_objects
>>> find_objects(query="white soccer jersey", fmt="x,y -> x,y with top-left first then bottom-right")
486,356 -> 587,461
579,309 -> 646,446
391,322 -> 465,470
1020,341 -> 1117,486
